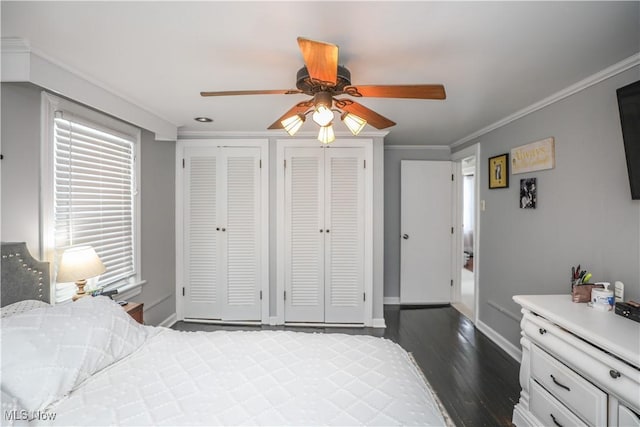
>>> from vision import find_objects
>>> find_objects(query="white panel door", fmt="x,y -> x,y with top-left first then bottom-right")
184,147 -> 221,319
284,147 -> 325,322
221,147 -> 261,321
400,160 -> 453,304
324,148 -> 365,323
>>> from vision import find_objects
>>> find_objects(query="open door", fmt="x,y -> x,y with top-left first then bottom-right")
400,160 -> 453,304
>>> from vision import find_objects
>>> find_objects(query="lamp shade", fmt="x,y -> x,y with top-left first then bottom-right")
281,114 -> 305,136
341,112 -> 367,136
317,124 -> 335,144
56,246 -> 106,283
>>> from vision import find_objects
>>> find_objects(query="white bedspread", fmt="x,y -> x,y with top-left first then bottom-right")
41,329 -> 447,426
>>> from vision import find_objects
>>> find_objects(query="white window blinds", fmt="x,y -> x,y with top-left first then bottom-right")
53,115 -> 136,290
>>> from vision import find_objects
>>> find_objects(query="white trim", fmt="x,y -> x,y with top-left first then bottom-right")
41,93 -> 143,304
157,313 -> 178,328
451,53 -> 640,148
2,37 -> 177,141
276,138 -> 375,326
384,145 -> 451,151
269,316 -> 278,326
139,291 -> 172,313
372,318 -> 387,328
476,319 -> 522,363
177,130 -> 389,139
383,297 -> 400,305
175,138 -> 270,324
450,143 -> 480,325
183,318 -> 261,326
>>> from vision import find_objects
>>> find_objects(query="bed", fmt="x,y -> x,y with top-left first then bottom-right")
1,242 -> 451,426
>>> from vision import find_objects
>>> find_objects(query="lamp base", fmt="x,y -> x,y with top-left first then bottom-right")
72,279 -> 88,301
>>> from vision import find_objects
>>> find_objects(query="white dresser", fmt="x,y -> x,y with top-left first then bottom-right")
513,295 -> 640,427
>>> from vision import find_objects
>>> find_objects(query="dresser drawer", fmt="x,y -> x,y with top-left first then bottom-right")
530,379 -> 588,427
531,344 -> 607,426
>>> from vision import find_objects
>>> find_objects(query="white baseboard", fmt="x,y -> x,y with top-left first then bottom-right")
372,318 -> 387,328
476,319 -> 522,363
383,297 -> 400,305
269,316 -> 278,326
158,312 -> 177,328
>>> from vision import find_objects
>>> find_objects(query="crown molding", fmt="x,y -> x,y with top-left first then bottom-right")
384,145 -> 450,151
177,129 -> 389,139
1,37 -> 177,141
451,52 -> 640,149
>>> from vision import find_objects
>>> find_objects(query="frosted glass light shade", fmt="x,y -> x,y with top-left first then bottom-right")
312,105 -> 334,127
57,246 -> 106,283
317,124 -> 335,144
281,114 -> 305,136
342,112 -> 367,136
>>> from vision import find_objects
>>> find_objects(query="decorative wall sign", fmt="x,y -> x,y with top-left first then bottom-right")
520,178 -> 537,209
488,153 -> 509,189
511,137 -> 555,174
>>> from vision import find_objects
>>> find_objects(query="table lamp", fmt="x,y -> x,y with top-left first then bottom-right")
56,246 -> 106,301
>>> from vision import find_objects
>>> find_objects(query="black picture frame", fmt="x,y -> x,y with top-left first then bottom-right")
488,153 -> 509,189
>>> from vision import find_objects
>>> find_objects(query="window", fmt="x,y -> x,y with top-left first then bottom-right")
42,94 -> 142,303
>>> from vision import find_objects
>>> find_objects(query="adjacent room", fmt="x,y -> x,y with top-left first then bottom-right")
1,2 -> 639,426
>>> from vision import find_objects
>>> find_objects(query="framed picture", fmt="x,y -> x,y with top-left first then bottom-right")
511,137 -> 555,174
520,178 -> 537,209
488,153 -> 509,189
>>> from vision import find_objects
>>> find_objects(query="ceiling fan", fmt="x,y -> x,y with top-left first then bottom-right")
201,37 -> 446,143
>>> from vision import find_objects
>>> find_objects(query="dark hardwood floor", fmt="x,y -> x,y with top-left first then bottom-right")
172,305 -> 521,427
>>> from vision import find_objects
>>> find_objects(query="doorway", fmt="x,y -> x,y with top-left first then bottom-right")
451,144 -> 480,323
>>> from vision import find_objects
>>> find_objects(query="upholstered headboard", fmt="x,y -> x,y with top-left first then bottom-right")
1,242 -> 50,307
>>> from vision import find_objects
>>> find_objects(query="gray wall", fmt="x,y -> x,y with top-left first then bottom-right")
135,130 -> 176,326
0,83 -> 177,326
383,147 -> 451,299
455,66 -> 640,347
1,83 -> 41,256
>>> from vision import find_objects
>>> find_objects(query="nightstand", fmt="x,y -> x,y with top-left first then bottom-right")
122,302 -> 144,324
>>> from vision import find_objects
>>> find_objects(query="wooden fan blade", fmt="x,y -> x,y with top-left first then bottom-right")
297,37 -> 338,86
267,100 -> 314,130
334,98 -> 396,129
345,84 -> 446,100
201,89 -> 302,97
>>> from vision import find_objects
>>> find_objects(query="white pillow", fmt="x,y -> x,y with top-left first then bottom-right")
0,296 -> 150,413
1,300 -> 50,318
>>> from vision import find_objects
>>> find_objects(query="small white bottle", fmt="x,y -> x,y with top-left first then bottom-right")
614,281 -> 625,302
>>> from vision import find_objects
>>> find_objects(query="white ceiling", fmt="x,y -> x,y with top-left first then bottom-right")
2,1 -> 639,145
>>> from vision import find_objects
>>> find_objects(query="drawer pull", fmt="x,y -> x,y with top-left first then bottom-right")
550,413 -> 563,427
550,374 -> 571,392
609,369 -> 621,379
539,328 -> 547,335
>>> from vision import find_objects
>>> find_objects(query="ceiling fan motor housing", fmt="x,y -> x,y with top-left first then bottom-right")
296,65 -> 352,93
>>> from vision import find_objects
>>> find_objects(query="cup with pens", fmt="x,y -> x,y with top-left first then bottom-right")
570,265 -> 600,303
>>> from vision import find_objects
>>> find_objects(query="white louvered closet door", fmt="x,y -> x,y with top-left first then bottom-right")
184,147 -> 221,319
184,146 -> 262,321
324,148 -> 365,323
220,147 -> 261,321
284,147 -> 325,322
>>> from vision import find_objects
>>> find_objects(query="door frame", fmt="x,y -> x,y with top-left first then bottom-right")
175,139 -> 270,324
276,139 -> 374,326
451,143 -> 480,325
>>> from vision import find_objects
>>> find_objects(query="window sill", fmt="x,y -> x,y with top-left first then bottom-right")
105,279 -> 146,301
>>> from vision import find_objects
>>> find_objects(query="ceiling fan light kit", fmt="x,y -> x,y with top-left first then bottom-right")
201,36 -> 446,143
282,114 -> 305,136
318,124 -> 336,144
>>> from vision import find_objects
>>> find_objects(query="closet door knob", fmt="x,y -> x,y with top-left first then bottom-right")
320,229 -> 324,233
326,229 -> 330,233
216,227 -> 220,231
402,234 -> 409,240
221,228 -> 226,232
